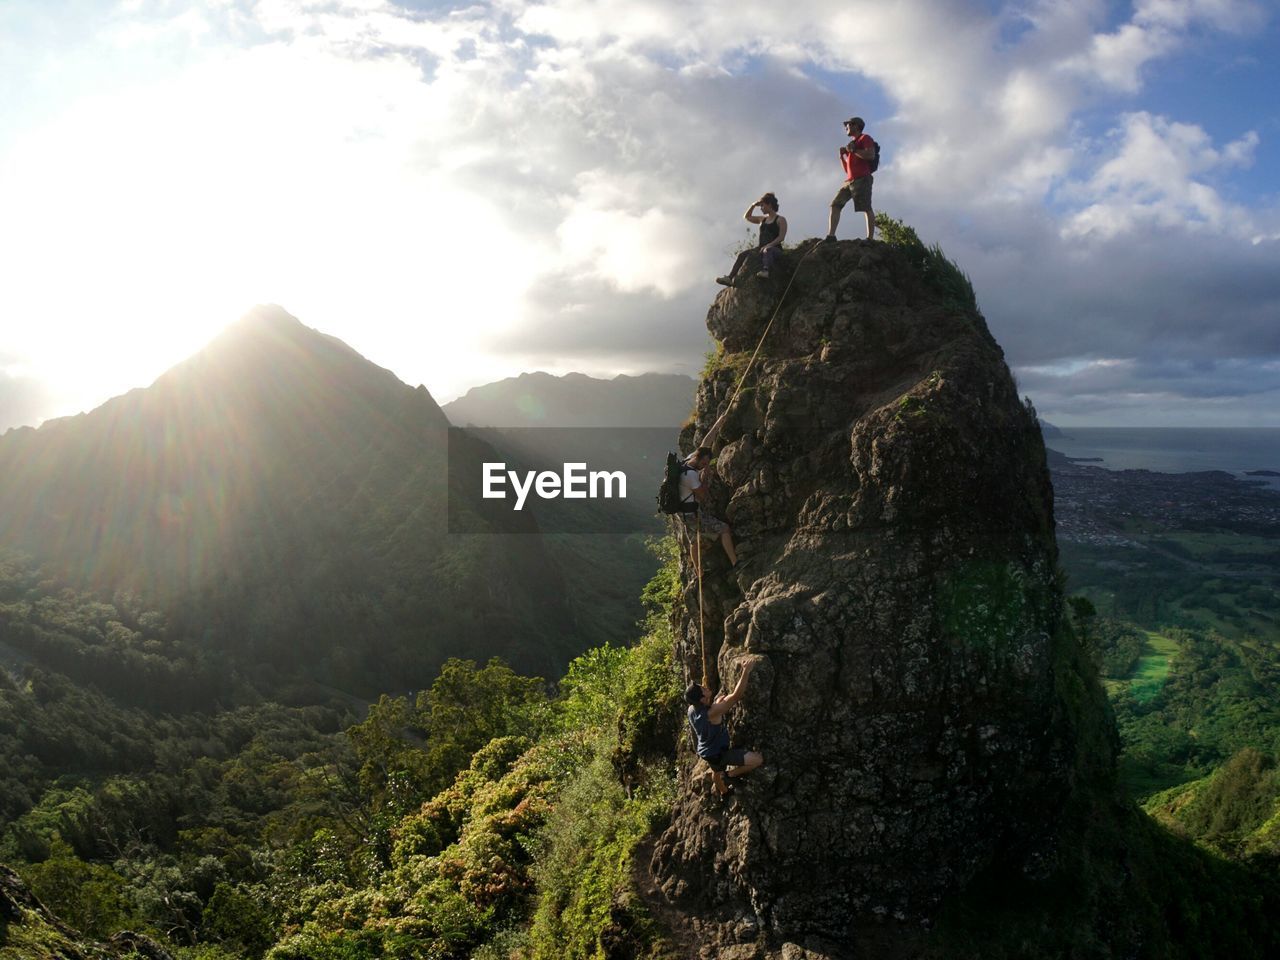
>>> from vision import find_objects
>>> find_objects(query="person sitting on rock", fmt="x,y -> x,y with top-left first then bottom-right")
717,193 -> 788,286
825,117 -> 876,241
685,659 -> 762,798
680,445 -> 737,566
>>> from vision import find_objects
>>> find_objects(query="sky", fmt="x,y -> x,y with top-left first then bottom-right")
1,0 -> 1278,430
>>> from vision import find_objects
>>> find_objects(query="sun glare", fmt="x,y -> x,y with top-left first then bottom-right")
0,38 -> 536,423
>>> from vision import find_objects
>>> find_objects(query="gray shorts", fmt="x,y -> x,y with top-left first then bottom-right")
832,175 -> 873,212
687,504 -> 727,538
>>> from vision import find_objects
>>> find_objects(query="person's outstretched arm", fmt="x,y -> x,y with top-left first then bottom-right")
698,409 -> 729,450
709,660 -> 754,722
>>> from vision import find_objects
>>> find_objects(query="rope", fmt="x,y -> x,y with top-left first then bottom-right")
688,241 -> 822,693
695,512 -> 707,687
721,241 -> 822,418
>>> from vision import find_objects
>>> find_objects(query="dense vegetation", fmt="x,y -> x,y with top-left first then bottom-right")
1,540 -> 682,959
1054,454 -> 1280,862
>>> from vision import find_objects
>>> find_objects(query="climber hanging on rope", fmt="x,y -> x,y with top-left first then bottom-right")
685,659 -> 763,799
717,193 -> 788,286
680,443 -> 737,566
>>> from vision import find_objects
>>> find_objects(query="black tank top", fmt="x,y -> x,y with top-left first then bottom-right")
759,216 -> 780,247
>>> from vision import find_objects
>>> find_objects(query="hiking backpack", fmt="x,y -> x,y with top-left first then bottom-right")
867,137 -> 881,173
657,452 -> 698,515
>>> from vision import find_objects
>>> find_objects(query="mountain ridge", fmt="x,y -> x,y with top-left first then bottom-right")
0,305 -> 579,698
444,369 -> 696,428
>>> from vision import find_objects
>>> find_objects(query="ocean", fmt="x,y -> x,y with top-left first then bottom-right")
1044,427 -> 1280,492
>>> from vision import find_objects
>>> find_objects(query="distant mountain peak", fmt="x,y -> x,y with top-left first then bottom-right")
0,307 -> 574,691
238,302 -> 302,327
204,304 -> 352,360
444,370 -> 696,428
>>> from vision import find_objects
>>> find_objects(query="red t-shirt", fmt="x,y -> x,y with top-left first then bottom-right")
841,133 -> 875,181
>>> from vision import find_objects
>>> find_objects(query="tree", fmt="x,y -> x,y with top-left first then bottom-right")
417,658 -> 549,795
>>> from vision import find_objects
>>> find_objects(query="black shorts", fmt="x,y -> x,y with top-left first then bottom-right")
704,747 -> 748,772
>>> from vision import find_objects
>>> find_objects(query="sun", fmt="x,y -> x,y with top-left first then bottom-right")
0,42 -> 540,422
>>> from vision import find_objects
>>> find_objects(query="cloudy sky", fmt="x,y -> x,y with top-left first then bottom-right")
2,0 -> 1277,430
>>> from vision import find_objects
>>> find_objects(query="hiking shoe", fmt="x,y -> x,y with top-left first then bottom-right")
822,234 -> 836,243
715,275 -> 735,286
755,270 -> 769,279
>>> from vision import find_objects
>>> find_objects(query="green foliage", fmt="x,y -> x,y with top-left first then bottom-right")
270,542 -> 682,960
268,735 -> 569,960
1061,528 -> 1280,641
1090,617 -> 1147,678
1146,748 -> 1280,860
525,539 -> 679,959
416,658 -> 550,797
0,549 -> 225,712
17,838 -> 140,939
526,751 -> 672,960
700,341 -> 726,379
0,608 -> 678,959
1106,626 -> 1280,797
699,341 -> 750,384
638,536 -> 679,615
931,791 -> 1280,959
875,213 -> 978,313
556,645 -> 631,734
200,881 -> 276,955
346,694 -> 433,818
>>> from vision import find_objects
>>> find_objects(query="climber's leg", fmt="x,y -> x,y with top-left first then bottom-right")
703,758 -> 732,796
828,183 -> 853,239
719,525 -> 737,566
728,751 -> 763,778
698,508 -> 736,566
850,175 -> 874,240
718,249 -> 754,286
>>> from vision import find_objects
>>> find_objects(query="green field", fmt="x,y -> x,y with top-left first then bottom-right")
1128,631 -> 1178,703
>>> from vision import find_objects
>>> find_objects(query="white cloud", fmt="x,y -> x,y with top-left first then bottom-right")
0,0 -> 1275,424
1061,112 -> 1260,239
556,170 -> 706,297
1067,0 -> 1265,92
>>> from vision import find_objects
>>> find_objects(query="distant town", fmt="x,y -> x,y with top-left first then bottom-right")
1048,449 -> 1280,547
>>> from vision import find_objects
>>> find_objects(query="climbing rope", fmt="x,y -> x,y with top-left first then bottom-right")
695,512 -> 707,686
689,241 -> 824,691
721,240 -> 823,416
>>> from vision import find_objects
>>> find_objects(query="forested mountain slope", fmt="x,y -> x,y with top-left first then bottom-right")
0,307 -> 575,696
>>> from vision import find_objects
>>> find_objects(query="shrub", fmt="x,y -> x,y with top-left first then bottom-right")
875,213 -> 978,313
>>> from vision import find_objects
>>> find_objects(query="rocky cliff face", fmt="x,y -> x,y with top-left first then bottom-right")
651,238 -> 1093,957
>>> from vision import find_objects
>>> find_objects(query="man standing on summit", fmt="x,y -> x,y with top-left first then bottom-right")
826,116 -> 877,241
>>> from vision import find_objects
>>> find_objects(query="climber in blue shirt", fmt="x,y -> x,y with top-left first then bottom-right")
685,658 -> 763,799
